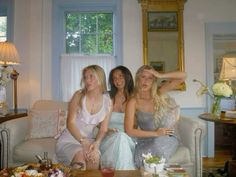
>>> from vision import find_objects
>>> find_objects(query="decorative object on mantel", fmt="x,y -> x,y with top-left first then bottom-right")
193,79 -> 233,116
0,41 -> 20,114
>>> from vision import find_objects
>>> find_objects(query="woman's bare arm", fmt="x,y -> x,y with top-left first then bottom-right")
94,104 -> 113,146
124,98 -> 167,138
67,91 -> 85,143
147,69 -> 187,94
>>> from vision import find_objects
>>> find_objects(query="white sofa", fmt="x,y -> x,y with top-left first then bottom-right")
0,100 -> 206,177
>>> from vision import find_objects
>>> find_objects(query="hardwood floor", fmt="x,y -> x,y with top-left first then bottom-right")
203,147 -> 233,170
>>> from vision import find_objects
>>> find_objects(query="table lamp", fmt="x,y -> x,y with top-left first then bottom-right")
219,52 -> 236,110
0,41 -> 20,110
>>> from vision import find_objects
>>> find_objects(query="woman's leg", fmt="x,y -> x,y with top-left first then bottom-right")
71,150 -> 86,170
85,149 -> 100,169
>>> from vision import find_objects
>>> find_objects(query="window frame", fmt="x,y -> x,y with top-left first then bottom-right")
64,11 -> 114,55
0,0 -> 14,42
52,0 -> 122,100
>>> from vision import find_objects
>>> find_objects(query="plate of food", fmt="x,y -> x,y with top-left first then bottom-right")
0,163 -> 71,177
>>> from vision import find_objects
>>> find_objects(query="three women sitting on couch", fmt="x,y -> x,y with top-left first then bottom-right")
55,64 -> 186,170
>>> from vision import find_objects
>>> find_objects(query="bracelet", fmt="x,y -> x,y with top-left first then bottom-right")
79,137 -> 85,143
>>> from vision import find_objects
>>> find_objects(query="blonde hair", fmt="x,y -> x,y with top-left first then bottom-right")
78,65 -> 107,109
134,65 -> 176,124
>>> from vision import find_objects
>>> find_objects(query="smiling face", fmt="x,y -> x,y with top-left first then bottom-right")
112,69 -> 125,91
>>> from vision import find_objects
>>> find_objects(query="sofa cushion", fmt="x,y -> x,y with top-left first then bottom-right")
169,145 -> 191,164
28,109 -> 67,139
13,138 -> 56,163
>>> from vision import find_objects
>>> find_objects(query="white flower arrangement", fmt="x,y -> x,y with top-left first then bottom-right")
193,79 -> 233,99
142,153 -> 166,174
212,82 -> 232,98
193,79 -> 233,115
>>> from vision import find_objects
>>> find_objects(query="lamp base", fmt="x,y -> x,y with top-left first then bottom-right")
0,102 -> 8,116
0,85 -> 8,116
10,68 -> 19,110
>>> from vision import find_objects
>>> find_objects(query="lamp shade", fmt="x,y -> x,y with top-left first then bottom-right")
0,42 -> 20,65
219,53 -> 236,81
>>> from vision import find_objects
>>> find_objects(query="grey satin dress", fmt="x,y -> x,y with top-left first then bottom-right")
134,106 -> 180,168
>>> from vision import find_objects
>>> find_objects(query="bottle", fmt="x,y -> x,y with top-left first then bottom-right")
40,152 -> 52,170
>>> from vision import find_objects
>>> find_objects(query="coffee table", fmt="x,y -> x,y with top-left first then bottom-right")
71,169 -> 189,177
70,169 -> 141,177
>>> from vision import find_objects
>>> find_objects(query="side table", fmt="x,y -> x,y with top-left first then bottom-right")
0,109 -> 28,169
199,112 -> 236,159
199,112 -> 236,176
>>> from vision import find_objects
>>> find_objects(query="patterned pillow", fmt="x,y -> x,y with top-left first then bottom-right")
28,109 -> 67,139
54,110 -> 68,139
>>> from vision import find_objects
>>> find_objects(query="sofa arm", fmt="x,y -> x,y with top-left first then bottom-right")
178,116 -> 206,177
1,116 -> 29,166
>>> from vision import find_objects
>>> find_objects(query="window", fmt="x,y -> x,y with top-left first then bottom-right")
65,12 -> 113,55
0,16 -> 7,42
61,12 -> 115,100
52,0 -> 122,100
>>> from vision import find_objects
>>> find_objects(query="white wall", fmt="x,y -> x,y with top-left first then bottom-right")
13,0 -> 236,110
14,0 -> 52,109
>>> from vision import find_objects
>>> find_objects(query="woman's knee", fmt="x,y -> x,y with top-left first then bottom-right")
71,150 -> 86,169
86,150 -> 100,170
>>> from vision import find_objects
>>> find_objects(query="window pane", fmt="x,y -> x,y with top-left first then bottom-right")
81,34 -> 96,55
98,34 -> 113,54
65,12 -> 113,55
66,35 -> 81,54
0,16 -> 7,42
98,13 -> 113,33
80,13 -> 96,34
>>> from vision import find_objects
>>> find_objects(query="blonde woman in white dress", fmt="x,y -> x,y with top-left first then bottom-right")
56,65 -> 112,170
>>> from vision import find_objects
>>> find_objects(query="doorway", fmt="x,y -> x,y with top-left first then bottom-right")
213,34 -> 236,151
205,22 -> 236,157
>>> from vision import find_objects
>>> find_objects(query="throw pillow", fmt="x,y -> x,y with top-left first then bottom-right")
28,109 -> 67,139
54,109 -> 68,139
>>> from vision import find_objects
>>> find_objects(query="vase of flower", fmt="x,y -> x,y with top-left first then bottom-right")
193,80 -> 233,117
211,97 -> 221,116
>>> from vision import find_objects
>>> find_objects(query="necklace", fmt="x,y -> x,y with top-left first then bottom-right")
113,95 -> 126,112
88,96 -> 102,115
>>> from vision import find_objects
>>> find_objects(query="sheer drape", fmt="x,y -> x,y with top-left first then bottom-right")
60,54 -> 115,101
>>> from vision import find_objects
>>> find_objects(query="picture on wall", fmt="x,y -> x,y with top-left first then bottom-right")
148,12 -> 178,31
150,61 -> 165,72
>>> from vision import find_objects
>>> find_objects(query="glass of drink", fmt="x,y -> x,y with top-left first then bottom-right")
100,160 -> 115,177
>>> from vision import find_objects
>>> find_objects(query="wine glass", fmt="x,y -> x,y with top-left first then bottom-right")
100,160 -> 115,177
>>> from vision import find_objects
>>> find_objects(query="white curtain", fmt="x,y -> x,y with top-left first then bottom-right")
60,54 -> 116,101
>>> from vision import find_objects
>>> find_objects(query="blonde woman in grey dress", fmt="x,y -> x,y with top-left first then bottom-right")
56,65 -> 112,170
125,65 -> 186,168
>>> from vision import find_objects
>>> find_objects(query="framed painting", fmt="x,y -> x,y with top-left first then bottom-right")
148,12 -> 178,31
150,61 -> 165,72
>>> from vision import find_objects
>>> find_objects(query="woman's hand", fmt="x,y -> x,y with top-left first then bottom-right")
80,138 -> 90,146
84,142 -> 100,163
156,128 -> 174,136
107,128 -> 119,136
145,68 -> 161,78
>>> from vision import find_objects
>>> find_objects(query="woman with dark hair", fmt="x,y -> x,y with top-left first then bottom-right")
100,65 -> 136,170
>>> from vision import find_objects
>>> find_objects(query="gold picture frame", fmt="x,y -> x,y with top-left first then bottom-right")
148,12 -> 178,31
150,61 -> 165,72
